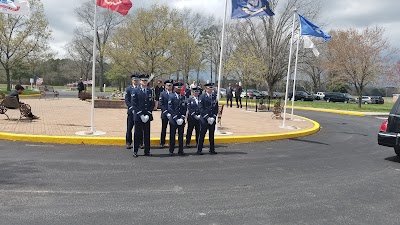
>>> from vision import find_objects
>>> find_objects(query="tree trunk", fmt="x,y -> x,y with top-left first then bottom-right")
99,56 -> 104,92
6,68 -> 11,91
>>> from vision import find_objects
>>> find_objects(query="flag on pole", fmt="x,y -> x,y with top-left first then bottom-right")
0,0 -> 30,15
299,15 -> 331,41
96,0 -> 132,16
231,0 -> 274,19
303,36 -> 320,57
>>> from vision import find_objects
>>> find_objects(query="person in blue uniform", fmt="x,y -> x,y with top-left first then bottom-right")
131,74 -> 155,158
168,82 -> 187,156
158,80 -> 173,148
185,86 -> 201,148
125,74 -> 140,149
197,83 -> 219,155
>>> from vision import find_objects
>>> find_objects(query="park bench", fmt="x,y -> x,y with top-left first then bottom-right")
39,86 -> 59,100
271,101 -> 283,120
218,104 -> 224,126
0,96 -> 32,120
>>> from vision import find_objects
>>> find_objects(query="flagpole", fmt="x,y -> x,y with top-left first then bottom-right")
90,0 -> 98,134
291,26 -> 301,120
282,9 -> 297,128
215,0 -> 228,134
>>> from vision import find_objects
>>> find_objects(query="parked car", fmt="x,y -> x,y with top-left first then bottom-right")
324,92 -> 355,103
378,97 -> 400,157
356,96 -> 373,104
315,92 -> 325,100
219,88 -> 227,98
371,96 -> 385,104
288,91 -> 314,101
241,89 -> 264,99
260,91 -> 269,98
273,92 -> 285,99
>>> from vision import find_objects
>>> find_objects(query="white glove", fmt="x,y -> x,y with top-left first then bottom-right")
194,115 -> 201,120
207,117 -> 215,125
140,115 -> 150,123
176,118 -> 184,126
167,113 -> 171,119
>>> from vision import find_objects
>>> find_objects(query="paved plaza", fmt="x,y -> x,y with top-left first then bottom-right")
0,98 -> 314,137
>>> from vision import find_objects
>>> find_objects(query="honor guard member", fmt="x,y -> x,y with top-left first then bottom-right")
131,74 -> 155,158
185,86 -> 201,148
168,82 -> 187,156
159,80 -> 173,148
197,82 -> 219,155
125,74 -> 140,149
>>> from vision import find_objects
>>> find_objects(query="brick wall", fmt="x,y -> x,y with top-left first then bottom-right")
94,99 -> 127,109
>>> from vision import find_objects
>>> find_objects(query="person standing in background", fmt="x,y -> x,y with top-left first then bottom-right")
77,78 -> 85,98
154,79 -> 164,111
226,83 -> 233,107
235,83 -> 243,108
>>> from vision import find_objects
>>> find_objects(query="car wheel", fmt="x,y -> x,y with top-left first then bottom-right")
395,146 -> 400,157
364,102 -> 368,104
326,99 -> 330,103
344,100 -> 348,104
301,98 -> 305,101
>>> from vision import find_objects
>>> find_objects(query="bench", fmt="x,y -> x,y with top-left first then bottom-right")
271,101 -> 283,120
218,104 -> 224,126
0,96 -> 32,120
39,86 -> 59,99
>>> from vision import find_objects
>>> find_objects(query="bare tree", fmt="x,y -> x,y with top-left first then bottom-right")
0,0 -> 51,90
75,0 -> 125,91
226,0 -> 321,95
325,27 -> 395,107
65,30 -> 93,81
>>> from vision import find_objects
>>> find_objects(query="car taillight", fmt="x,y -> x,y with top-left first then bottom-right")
379,120 -> 388,132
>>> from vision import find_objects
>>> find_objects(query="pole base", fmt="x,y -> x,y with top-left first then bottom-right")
75,130 -> 106,136
215,130 -> 233,136
279,125 -> 300,130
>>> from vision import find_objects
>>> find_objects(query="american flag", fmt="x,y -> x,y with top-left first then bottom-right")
36,78 -> 43,85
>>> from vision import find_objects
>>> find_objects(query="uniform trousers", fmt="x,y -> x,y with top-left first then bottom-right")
186,119 -> 200,146
169,124 -> 185,153
197,123 -> 215,153
134,121 -> 150,154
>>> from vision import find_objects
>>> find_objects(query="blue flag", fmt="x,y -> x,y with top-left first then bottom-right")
299,15 -> 331,41
231,0 -> 275,19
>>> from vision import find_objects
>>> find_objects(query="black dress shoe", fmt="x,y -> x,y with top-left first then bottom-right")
144,153 -> 153,157
126,144 -> 133,149
185,144 -> 191,148
160,145 -> 165,149
140,145 -> 144,149
196,151 -> 204,155
209,151 -> 218,155
169,152 -> 175,156
133,152 -> 138,158
178,151 -> 185,156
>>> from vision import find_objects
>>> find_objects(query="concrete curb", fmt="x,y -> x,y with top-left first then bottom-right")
20,94 -> 41,98
0,116 -> 320,146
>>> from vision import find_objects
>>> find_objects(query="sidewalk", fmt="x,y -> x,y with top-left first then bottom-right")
0,99 -> 315,138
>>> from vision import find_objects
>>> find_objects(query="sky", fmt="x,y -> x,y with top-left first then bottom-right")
41,0 -> 400,58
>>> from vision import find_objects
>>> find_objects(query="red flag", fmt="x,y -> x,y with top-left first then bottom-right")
96,0 -> 132,16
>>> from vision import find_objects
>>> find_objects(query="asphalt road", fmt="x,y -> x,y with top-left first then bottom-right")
0,111 -> 399,225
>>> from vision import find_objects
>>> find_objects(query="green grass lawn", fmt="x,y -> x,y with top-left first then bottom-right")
220,97 -> 394,112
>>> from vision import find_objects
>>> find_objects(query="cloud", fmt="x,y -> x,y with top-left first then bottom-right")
40,0 -> 399,57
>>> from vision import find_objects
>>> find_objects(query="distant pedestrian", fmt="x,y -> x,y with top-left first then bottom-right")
235,83 -> 243,108
226,83 -> 233,107
154,79 -> 164,111
77,78 -> 85,98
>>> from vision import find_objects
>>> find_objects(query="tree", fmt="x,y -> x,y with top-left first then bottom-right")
65,31 -> 93,81
325,27 -> 395,107
75,0 -> 125,91
226,0 -> 321,96
107,5 -> 182,80
0,0 -> 51,91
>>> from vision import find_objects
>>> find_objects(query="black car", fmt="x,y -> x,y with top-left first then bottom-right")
323,92 -> 355,103
289,91 -> 314,101
371,96 -> 385,104
378,97 -> 400,156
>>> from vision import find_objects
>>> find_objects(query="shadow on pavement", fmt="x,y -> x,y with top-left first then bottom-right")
385,156 -> 400,163
289,138 -> 330,146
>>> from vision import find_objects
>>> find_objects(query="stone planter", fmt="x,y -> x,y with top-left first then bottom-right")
94,99 -> 126,108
